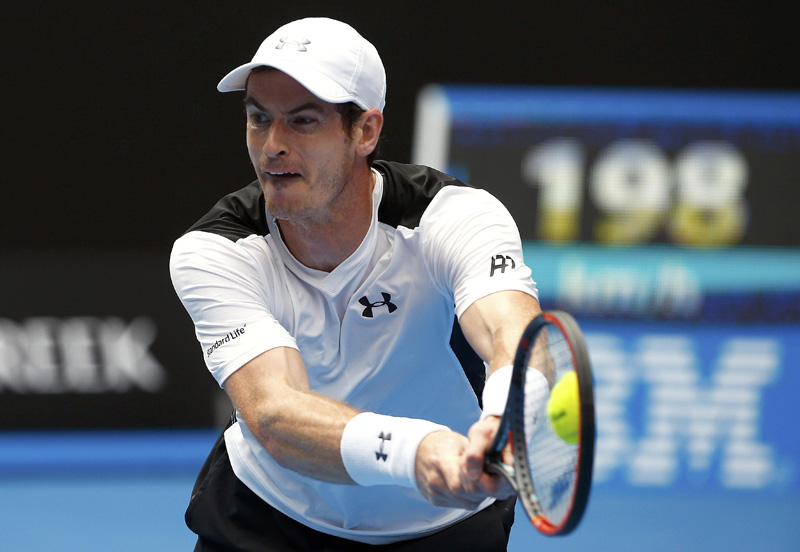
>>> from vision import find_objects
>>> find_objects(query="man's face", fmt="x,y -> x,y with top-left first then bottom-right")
244,68 -> 358,224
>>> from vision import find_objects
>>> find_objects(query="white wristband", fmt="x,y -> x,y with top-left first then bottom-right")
340,412 -> 449,489
480,365 -> 513,420
480,365 -> 550,432
524,369 -> 550,435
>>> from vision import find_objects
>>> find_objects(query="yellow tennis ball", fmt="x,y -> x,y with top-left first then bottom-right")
547,371 -> 580,444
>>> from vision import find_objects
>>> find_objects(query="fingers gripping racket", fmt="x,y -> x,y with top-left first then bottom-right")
484,311 -> 595,536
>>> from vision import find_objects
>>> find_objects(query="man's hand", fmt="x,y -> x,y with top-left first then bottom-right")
414,422 -> 515,509
415,431 -> 484,509
463,416 -> 515,496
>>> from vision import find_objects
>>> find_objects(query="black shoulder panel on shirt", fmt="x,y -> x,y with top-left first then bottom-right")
184,162 -> 468,240
184,180 -> 269,241
374,160 -> 472,229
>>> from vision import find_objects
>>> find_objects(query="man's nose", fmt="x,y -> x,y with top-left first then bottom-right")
263,122 -> 288,157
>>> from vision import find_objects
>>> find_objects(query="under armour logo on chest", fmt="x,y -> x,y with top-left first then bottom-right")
276,35 -> 311,51
358,292 -> 398,318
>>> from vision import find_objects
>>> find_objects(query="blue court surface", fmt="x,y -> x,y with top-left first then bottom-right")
1,431 -> 798,551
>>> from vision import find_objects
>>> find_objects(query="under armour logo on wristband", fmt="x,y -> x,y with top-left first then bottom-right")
375,432 -> 391,461
358,293 -> 398,318
276,35 -> 311,51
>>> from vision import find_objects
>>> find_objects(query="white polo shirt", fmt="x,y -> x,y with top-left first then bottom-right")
170,161 -> 537,544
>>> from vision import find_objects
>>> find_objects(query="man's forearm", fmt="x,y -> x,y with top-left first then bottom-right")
242,386 -> 360,484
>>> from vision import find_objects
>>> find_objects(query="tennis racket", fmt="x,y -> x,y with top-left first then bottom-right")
484,310 -> 595,536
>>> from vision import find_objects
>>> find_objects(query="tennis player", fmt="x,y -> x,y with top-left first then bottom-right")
170,17 -> 542,551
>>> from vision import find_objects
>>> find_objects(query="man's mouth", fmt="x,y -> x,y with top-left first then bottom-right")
265,171 -> 302,183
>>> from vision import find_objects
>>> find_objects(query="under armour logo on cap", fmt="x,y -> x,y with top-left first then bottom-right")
276,35 -> 311,51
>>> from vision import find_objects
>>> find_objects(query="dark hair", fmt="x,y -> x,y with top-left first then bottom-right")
336,102 -> 380,167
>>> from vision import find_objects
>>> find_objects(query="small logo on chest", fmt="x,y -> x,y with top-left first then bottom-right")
358,292 -> 398,318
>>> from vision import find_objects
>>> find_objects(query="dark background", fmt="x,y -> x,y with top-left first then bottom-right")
2,1 -> 799,428
4,1 -> 799,252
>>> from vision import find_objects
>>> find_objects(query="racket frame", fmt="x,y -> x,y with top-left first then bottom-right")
485,310 -> 595,536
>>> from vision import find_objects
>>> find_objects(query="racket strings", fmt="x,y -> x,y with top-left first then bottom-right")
524,326 -> 579,526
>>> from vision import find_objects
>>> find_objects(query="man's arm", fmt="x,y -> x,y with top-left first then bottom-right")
223,346 -> 360,483
458,289 -> 542,377
414,289 -> 542,506
221,288 -> 539,506
223,344 -> 452,490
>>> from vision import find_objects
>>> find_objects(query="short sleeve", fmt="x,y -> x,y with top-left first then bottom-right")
170,231 -> 298,386
419,187 -> 538,318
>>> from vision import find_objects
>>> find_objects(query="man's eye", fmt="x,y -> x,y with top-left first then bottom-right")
293,117 -> 316,126
248,113 -> 269,124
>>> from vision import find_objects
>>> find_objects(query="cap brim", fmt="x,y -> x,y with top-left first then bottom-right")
217,63 -> 261,92
217,61 -> 367,110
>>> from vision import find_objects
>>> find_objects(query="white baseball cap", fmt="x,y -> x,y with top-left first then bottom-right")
217,17 -> 386,112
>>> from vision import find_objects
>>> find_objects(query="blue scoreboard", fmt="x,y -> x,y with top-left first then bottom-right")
413,85 -> 800,551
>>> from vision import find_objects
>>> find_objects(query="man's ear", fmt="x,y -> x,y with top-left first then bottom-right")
355,109 -> 383,158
